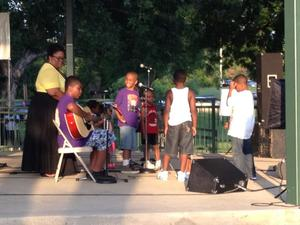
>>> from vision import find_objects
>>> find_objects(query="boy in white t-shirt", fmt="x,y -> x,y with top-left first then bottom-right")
157,69 -> 197,182
227,74 -> 256,179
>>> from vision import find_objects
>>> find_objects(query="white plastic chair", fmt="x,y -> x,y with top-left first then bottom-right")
52,120 -> 96,183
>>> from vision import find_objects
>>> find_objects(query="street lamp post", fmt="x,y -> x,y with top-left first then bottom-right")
219,47 -> 223,87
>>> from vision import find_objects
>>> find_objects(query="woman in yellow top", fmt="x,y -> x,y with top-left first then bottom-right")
21,43 -> 66,177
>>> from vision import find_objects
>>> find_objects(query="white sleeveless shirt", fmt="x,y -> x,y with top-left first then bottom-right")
168,87 -> 192,126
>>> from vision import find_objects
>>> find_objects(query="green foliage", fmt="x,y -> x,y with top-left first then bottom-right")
151,67 -> 219,101
152,75 -> 173,101
16,58 -> 44,98
74,1 -> 123,92
0,0 -> 283,99
6,1 -> 65,62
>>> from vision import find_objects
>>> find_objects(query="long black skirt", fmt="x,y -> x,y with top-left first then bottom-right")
21,92 -> 77,175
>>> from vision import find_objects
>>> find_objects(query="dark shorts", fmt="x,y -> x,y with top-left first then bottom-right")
141,133 -> 158,145
165,121 -> 194,157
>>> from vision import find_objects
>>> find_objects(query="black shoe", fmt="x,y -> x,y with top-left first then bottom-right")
94,170 -> 107,176
121,165 -> 140,174
140,157 -> 145,162
129,160 -> 142,169
94,172 -> 117,184
86,171 -> 104,180
86,171 -> 117,183
96,174 -> 117,184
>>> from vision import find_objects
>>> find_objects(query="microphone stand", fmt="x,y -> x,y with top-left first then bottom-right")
139,67 -> 155,174
94,119 -> 117,184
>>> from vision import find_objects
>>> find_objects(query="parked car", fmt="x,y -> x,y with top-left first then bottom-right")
248,80 -> 257,87
223,79 -> 256,87
195,96 -> 220,107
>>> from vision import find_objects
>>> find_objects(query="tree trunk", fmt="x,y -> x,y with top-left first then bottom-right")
0,50 -> 45,106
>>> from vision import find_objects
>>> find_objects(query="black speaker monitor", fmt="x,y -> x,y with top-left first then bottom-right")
266,79 -> 285,129
186,158 -> 248,194
256,53 -> 283,128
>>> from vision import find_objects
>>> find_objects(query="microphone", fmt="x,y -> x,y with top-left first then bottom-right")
138,82 -> 153,91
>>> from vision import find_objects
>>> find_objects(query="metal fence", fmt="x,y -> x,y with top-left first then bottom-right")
0,98 -> 232,153
193,97 -> 231,153
0,109 -> 27,151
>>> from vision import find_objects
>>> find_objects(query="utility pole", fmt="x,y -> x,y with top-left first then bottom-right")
66,0 -> 74,76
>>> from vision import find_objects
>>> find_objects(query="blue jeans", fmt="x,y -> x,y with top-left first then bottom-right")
120,125 -> 137,151
231,137 -> 256,178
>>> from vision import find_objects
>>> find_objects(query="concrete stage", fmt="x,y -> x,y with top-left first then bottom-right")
0,151 -> 298,225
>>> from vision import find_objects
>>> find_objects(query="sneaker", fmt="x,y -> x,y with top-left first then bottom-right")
250,176 -> 257,180
157,170 -> 168,181
177,171 -> 187,182
155,160 -> 161,170
121,165 -> 140,174
145,160 -> 155,169
185,172 -> 190,181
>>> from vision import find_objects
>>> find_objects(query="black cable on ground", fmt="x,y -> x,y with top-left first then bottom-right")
236,184 -> 286,192
250,202 -> 299,208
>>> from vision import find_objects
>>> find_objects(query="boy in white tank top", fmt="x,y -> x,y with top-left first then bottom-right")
157,69 -> 197,182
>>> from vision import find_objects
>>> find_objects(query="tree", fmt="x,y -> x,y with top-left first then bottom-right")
0,0 -> 284,102
0,0 -> 65,102
193,0 -> 284,78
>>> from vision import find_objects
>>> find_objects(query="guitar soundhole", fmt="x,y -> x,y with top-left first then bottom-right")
85,123 -> 92,130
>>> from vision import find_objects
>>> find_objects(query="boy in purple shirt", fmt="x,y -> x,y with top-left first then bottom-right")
114,71 -> 140,173
56,76 -> 116,179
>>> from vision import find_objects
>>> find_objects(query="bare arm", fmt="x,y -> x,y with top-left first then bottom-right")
163,90 -> 172,136
46,88 -> 64,100
228,81 -> 236,97
67,103 -> 93,121
188,89 -> 197,136
226,80 -> 236,107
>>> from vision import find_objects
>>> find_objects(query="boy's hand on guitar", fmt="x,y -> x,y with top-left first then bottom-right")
84,112 -> 93,122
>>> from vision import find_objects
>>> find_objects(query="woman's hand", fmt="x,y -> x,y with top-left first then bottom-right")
46,88 -> 64,100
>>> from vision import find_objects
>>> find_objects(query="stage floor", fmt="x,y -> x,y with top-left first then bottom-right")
0,151 -> 298,225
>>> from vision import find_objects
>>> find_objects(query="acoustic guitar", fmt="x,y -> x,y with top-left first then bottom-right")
65,106 -> 94,139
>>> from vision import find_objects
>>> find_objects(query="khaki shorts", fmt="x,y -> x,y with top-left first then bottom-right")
165,121 -> 194,157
